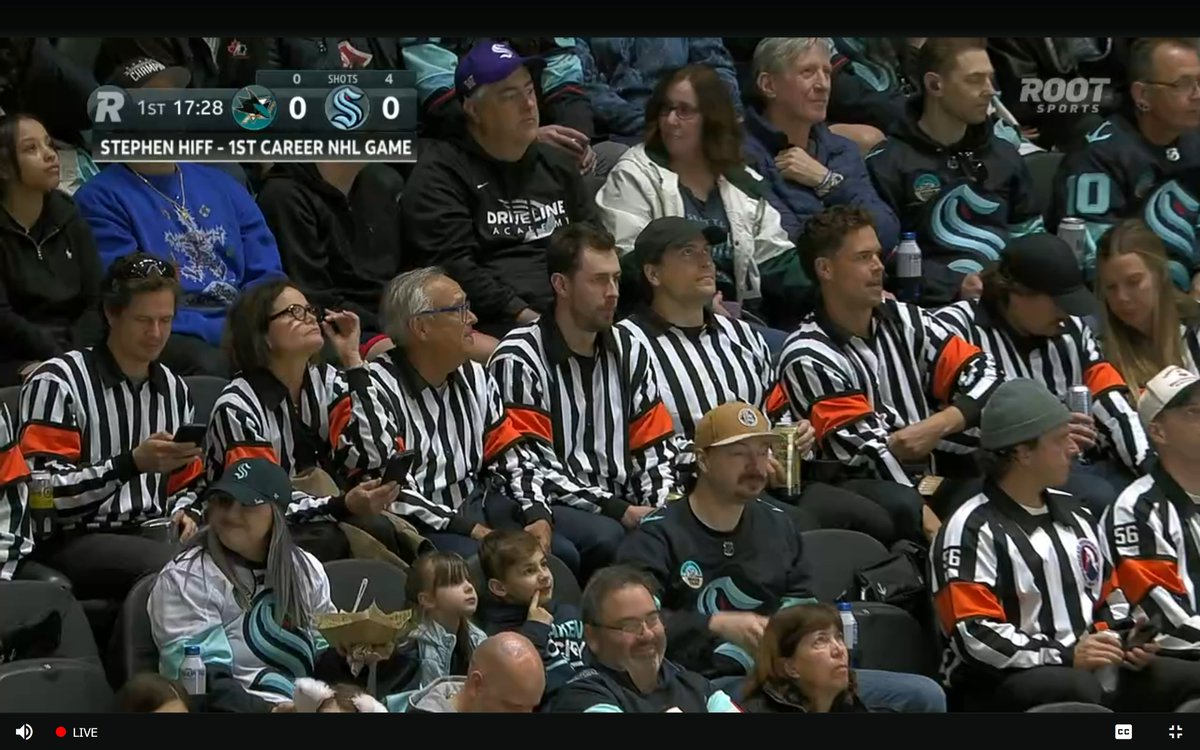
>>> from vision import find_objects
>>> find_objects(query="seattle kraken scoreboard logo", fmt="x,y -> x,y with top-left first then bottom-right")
324,85 -> 370,131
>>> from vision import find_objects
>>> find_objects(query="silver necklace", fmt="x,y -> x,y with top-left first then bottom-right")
125,165 -> 198,231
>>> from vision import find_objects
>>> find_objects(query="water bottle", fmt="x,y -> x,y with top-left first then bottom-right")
893,233 -> 923,304
838,602 -> 859,667
28,471 -> 55,538
180,645 -> 206,695
1093,624 -> 1119,695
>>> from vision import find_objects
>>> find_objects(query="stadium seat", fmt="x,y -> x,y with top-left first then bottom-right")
0,581 -> 102,667
850,601 -> 937,677
1026,702 -> 1112,713
0,659 -> 115,712
1176,697 -> 1200,712
467,554 -> 581,613
324,558 -> 409,613
1024,150 -> 1064,218
184,375 -> 229,427
800,529 -> 891,602
106,574 -> 159,690
0,385 -> 20,420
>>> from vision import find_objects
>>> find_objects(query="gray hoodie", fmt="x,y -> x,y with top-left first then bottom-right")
405,676 -> 466,713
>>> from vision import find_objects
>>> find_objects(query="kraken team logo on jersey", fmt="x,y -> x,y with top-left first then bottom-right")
243,590 -> 319,699
1143,179 -> 1200,289
698,577 -> 764,673
929,184 -> 1005,267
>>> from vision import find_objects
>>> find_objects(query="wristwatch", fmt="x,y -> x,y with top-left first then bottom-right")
815,170 -> 845,198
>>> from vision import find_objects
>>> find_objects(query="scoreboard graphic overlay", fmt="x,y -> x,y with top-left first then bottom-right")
87,70 -> 418,163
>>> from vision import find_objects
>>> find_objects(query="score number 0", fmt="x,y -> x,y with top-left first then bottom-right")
286,72 -> 404,122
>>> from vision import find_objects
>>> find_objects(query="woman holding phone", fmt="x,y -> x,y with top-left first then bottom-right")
203,278 -> 425,562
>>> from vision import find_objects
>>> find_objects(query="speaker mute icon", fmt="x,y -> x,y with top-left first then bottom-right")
15,724 -> 33,740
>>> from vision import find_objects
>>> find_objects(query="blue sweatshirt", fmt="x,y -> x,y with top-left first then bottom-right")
742,105 -> 901,252
75,164 -> 284,345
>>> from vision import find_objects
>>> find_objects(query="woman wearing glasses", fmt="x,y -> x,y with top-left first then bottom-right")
1049,37 -> 1200,292
740,604 -> 867,713
204,278 -> 424,563
0,113 -> 103,386
594,64 -> 806,347
1095,219 -> 1200,391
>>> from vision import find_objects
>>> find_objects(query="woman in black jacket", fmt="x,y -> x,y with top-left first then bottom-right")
741,604 -> 869,713
0,113 -> 102,385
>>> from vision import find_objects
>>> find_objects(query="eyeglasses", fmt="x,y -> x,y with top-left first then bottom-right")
112,255 -> 176,282
268,303 -> 321,324
659,103 -> 700,121
1144,77 -> 1200,95
590,611 -> 662,635
414,300 -> 472,323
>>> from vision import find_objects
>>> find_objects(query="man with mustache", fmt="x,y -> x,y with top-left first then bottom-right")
547,565 -> 742,712
489,222 -> 677,579
616,401 -> 946,713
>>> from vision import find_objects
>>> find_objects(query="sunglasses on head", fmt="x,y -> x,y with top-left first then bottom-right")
114,255 -> 176,281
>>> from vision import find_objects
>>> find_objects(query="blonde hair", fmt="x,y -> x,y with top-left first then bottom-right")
1096,219 -> 1198,390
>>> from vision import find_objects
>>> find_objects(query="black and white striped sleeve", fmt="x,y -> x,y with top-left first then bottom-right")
0,403 -> 31,580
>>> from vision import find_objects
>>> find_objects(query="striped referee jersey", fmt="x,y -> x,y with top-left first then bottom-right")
369,349 -> 565,531
204,363 -> 397,520
19,346 -> 203,529
488,316 -> 677,521
932,483 -> 1129,687
0,403 -> 32,580
777,298 -> 1000,485
615,308 -> 790,444
934,299 -> 1150,475
1102,463 -> 1200,653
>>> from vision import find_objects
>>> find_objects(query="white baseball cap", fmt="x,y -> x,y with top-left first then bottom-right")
1138,365 -> 1200,425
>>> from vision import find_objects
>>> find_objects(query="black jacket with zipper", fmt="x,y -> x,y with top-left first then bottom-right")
257,163 -> 405,336
401,134 -> 596,333
0,190 -> 103,378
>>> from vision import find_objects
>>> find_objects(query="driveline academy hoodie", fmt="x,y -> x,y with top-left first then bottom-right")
257,163 -> 404,335
401,134 -> 597,332
479,597 -> 585,705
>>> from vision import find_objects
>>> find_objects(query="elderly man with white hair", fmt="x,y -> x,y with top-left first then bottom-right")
367,267 -> 604,576
743,37 -> 900,255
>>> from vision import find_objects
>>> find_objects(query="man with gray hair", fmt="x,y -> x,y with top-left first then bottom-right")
368,267 -> 584,570
402,40 -> 599,344
743,37 -> 900,261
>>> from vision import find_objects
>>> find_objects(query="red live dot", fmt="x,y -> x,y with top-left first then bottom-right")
56,727 -> 66,738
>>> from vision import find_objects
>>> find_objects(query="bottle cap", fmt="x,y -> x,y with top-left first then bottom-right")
901,231 -> 917,240
184,645 -> 201,656
837,601 -> 852,611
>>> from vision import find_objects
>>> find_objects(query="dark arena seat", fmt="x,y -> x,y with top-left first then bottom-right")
323,558 -> 410,613
0,659 -> 115,712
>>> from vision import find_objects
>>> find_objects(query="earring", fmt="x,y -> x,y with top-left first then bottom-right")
1137,101 -> 1150,112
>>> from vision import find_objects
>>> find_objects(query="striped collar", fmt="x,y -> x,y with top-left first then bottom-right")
242,366 -> 310,411
983,479 -> 1081,532
977,297 -> 1055,354
378,348 -> 466,394
1151,458 -> 1198,521
92,343 -> 169,394
630,306 -> 719,337
540,312 -> 618,367
812,297 -> 898,348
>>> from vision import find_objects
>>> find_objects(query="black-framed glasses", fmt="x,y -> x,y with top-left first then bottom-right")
1144,77 -> 1200,95
113,255 -> 176,281
659,102 -> 700,121
269,303 -> 321,324
589,611 -> 663,635
414,300 -> 471,322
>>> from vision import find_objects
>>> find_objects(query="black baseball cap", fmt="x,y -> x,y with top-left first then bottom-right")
999,233 -> 1096,317
205,458 -> 290,510
633,217 -> 728,266
107,57 -> 191,90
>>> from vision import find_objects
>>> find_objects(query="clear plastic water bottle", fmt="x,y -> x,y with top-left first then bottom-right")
838,602 -> 859,667
1093,623 -> 1119,695
893,232 -> 923,304
180,645 -> 206,695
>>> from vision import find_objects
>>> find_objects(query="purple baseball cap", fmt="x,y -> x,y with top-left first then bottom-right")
455,40 -> 544,98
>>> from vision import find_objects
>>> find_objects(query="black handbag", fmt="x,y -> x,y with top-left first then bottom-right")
854,541 -> 928,613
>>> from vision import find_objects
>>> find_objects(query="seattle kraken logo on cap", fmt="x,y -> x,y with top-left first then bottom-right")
325,85 -> 370,131
232,85 -> 277,131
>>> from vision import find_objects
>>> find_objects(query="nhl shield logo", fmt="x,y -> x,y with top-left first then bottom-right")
913,173 -> 942,203
1077,539 -> 1102,587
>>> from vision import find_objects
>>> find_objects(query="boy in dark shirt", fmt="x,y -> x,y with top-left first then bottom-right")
478,530 -> 585,705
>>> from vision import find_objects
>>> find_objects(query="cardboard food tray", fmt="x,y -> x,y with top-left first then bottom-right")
313,605 -> 411,649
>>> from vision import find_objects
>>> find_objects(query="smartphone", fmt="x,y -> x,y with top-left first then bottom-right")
383,450 -> 417,485
173,424 -> 207,445
1125,619 -> 1162,650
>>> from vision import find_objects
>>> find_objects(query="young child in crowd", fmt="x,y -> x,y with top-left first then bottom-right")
399,551 -> 487,688
293,678 -> 388,713
478,530 -> 585,706
116,673 -> 190,713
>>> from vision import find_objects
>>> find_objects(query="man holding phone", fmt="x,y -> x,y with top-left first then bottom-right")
16,253 -> 205,610
933,378 -> 1200,711
1105,367 -> 1200,661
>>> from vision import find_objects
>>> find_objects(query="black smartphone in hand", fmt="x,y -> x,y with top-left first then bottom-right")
173,424 -> 207,445
383,450 -> 417,485
1125,618 -> 1162,650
